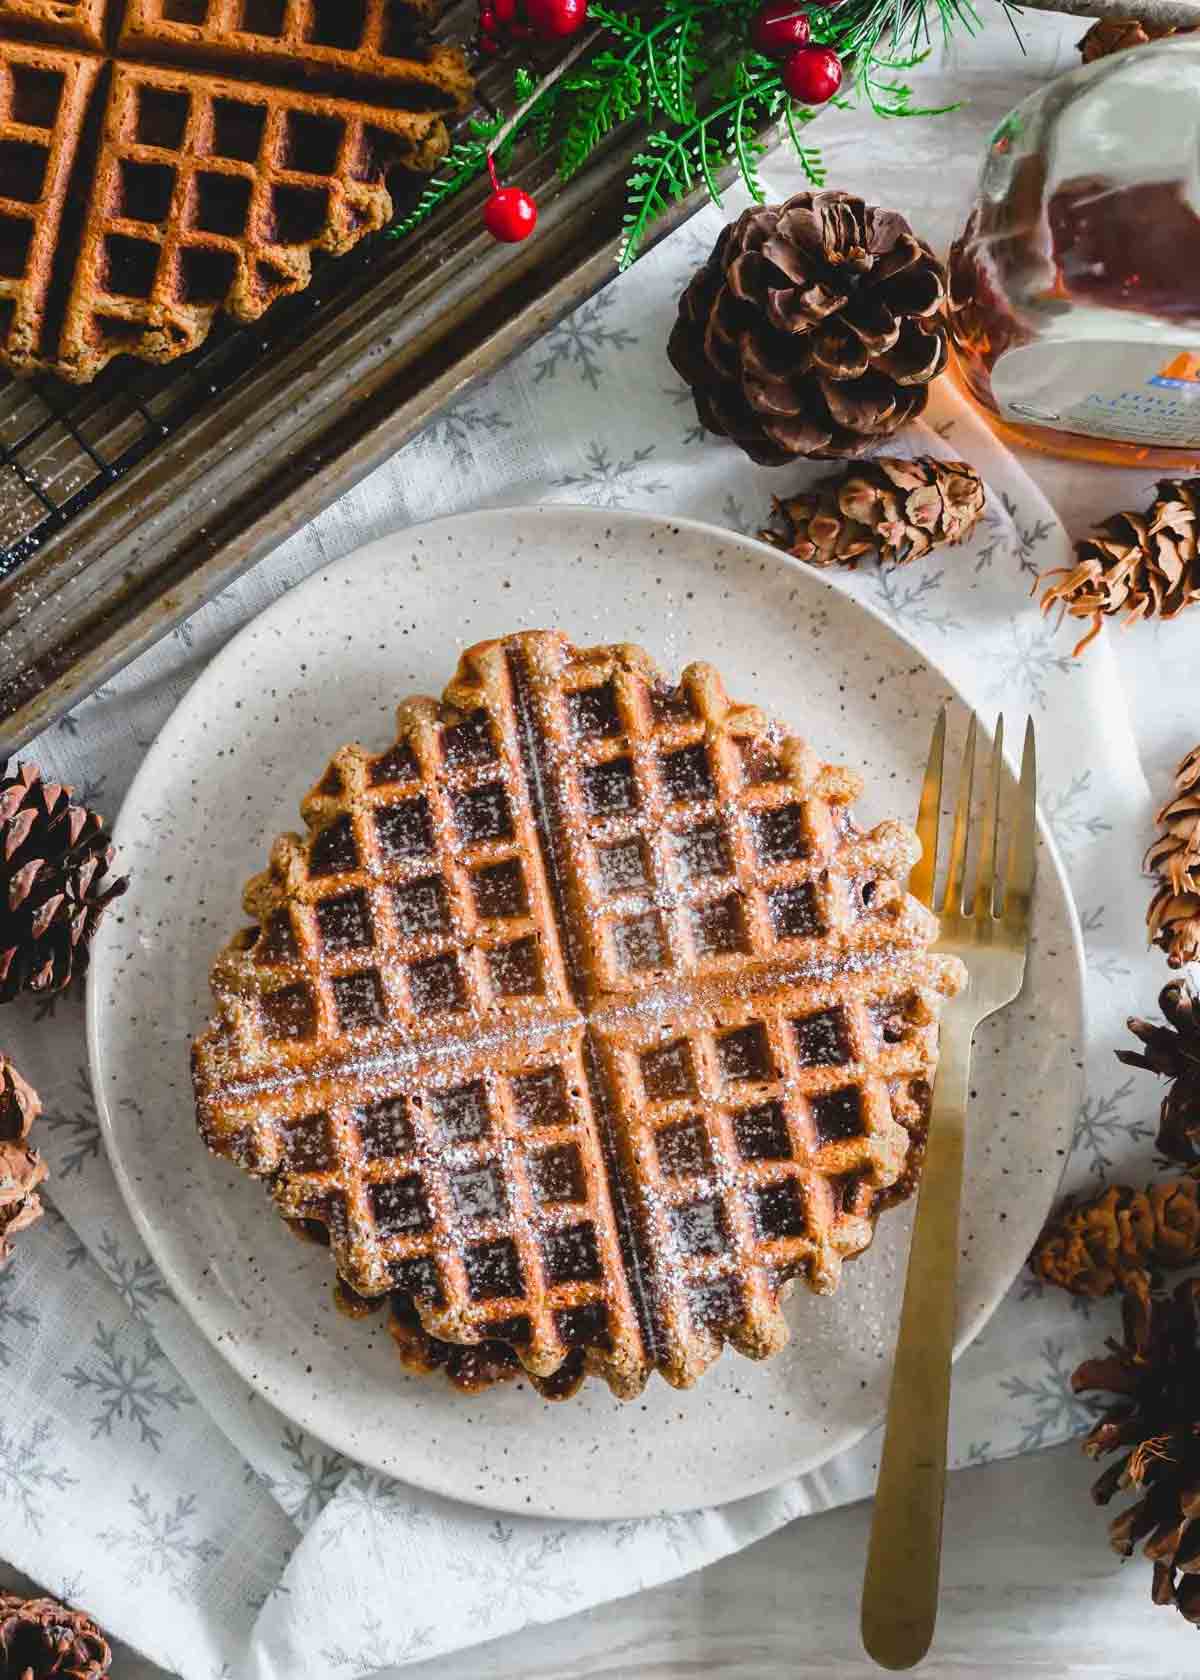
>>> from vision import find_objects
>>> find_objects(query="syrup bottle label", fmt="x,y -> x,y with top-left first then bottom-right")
993,340 -> 1200,448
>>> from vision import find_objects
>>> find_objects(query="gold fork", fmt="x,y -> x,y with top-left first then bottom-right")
861,708 -> 1037,1671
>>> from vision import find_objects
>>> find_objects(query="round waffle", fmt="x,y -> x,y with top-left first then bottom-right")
192,631 -> 965,1399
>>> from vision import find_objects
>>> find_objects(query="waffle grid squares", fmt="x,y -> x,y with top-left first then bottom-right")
0,0 -> 108,49
0,0 -> 470,378
56,60 -> 447,377
599,971 -> 943,1385
194,631 -> 965,1400
256,1028 -> 645,1388
120,0 -> 471,109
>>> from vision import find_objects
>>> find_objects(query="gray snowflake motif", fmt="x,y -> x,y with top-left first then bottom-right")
426,401 -> 513,468
318,1464 -> 430,1550
172,620 -> 196,651
610,1510 -> 696,1563
667,222 -> 718,290
868,566 -> 964,636
663,381 -> 707,447
962,1440 -> 992,1466
1079,905 -> 1132,984
1044,769 -> 1114,859
449,1519 -> 580,1629
57,1573 -> 85,1608
261,1424 -> 349,1527
553,441 -> 669,510
999,1339 -> 1095,1451
720,492 -> 758,537
99,1487 -> 222,1598
1017,1270 -> 1093,1318
0,1416 -> 76,1532
39,1200 -> 89,1268
1000,491 -> 1055,579
984,615 -> 1076,709
1072,1075 -> 1152,1178
76,774 -> 106,807
0,1268 -> 38,1368
95,1229 -> 171,1318
971,506 -> 1010,573
321,1613 -> 435,1674
533,292 -> 638,389
64,1323 -> 193,1451
40,1065 -> 102,1177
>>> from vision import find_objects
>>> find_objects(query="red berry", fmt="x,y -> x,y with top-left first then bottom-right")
480,6 -> 498,27
751,1 -> 810,57
484,185 -> 538,242
494,0 -> 517,18
524,0 -> 588,38
782,43 -> 842,104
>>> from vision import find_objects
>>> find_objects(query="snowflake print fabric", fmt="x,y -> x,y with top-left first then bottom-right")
0,175 -> 1184,1680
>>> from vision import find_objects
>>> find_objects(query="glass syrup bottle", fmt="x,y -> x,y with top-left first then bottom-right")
946,36 -> 1200,469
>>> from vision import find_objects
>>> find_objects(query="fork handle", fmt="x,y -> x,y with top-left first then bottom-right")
860,1018 -> 974,1671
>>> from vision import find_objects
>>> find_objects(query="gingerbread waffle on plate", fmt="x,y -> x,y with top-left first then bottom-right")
192,631 -> 965,1399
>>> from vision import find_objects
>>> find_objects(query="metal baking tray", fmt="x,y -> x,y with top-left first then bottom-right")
0,4 -> 766,750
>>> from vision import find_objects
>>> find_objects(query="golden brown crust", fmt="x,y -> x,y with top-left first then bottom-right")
193,631 -> 964,1399
0,5 -> 470,381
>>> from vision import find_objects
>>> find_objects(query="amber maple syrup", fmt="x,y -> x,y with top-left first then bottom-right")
947,38 -> 1200,469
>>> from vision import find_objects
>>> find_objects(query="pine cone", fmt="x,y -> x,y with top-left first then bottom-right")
1078,15 -> 1195,60
1118,982 -> 1200,1166
1038,478 -> 1200,656
760,455 -> 985,569
1031,1176 -> 1200,1298
1073,1278 -> 1200,1622
0,1592 -> 112,1678
1145,746 -> 1200,970
0,760 -> 128,1004
0,1053 -> 45,1263
667,191 -> 948,465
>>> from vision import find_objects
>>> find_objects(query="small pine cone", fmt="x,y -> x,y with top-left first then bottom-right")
1031,1177 -> 1200,1298
0,760 -> 128,1004
1038,478 -> 1200,656
0,1053 -> 45,1263
1118,981 -> 1200,1166
667,191 -> 947,465
1145,746 -> 1200,970
1078,15 -> 1194,59
0,1593 -> 112,1678
1073,1278 -> 1200,1623
760,456 -> 985,570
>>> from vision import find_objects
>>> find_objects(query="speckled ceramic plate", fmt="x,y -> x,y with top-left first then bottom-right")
88,506 -> 1083,1521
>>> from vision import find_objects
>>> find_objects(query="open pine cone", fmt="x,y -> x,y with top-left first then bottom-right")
0,1593 -> 112,1678
1074,1278 -> 1200,1622
1118,982 -> 1200,1166
0,760 -> 128,1004
1031,1176 -> 1200,1299
1145,746 -> 1200,970
761,455 -> 984,569
667,191 -> 948,465
1038,479 -> 1200,656
0,1053 -> 45,1263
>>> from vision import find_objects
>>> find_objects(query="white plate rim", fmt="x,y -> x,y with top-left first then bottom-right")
87,503 -> 1085,1520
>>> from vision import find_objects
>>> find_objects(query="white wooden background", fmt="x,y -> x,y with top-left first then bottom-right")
5,7 -> 1199,1674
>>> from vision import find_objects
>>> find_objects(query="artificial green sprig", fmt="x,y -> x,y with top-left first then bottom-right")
392,0 -> 991,262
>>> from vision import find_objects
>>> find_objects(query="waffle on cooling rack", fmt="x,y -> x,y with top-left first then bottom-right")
193,632 -> 965,1400
0,0 -> 471,381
